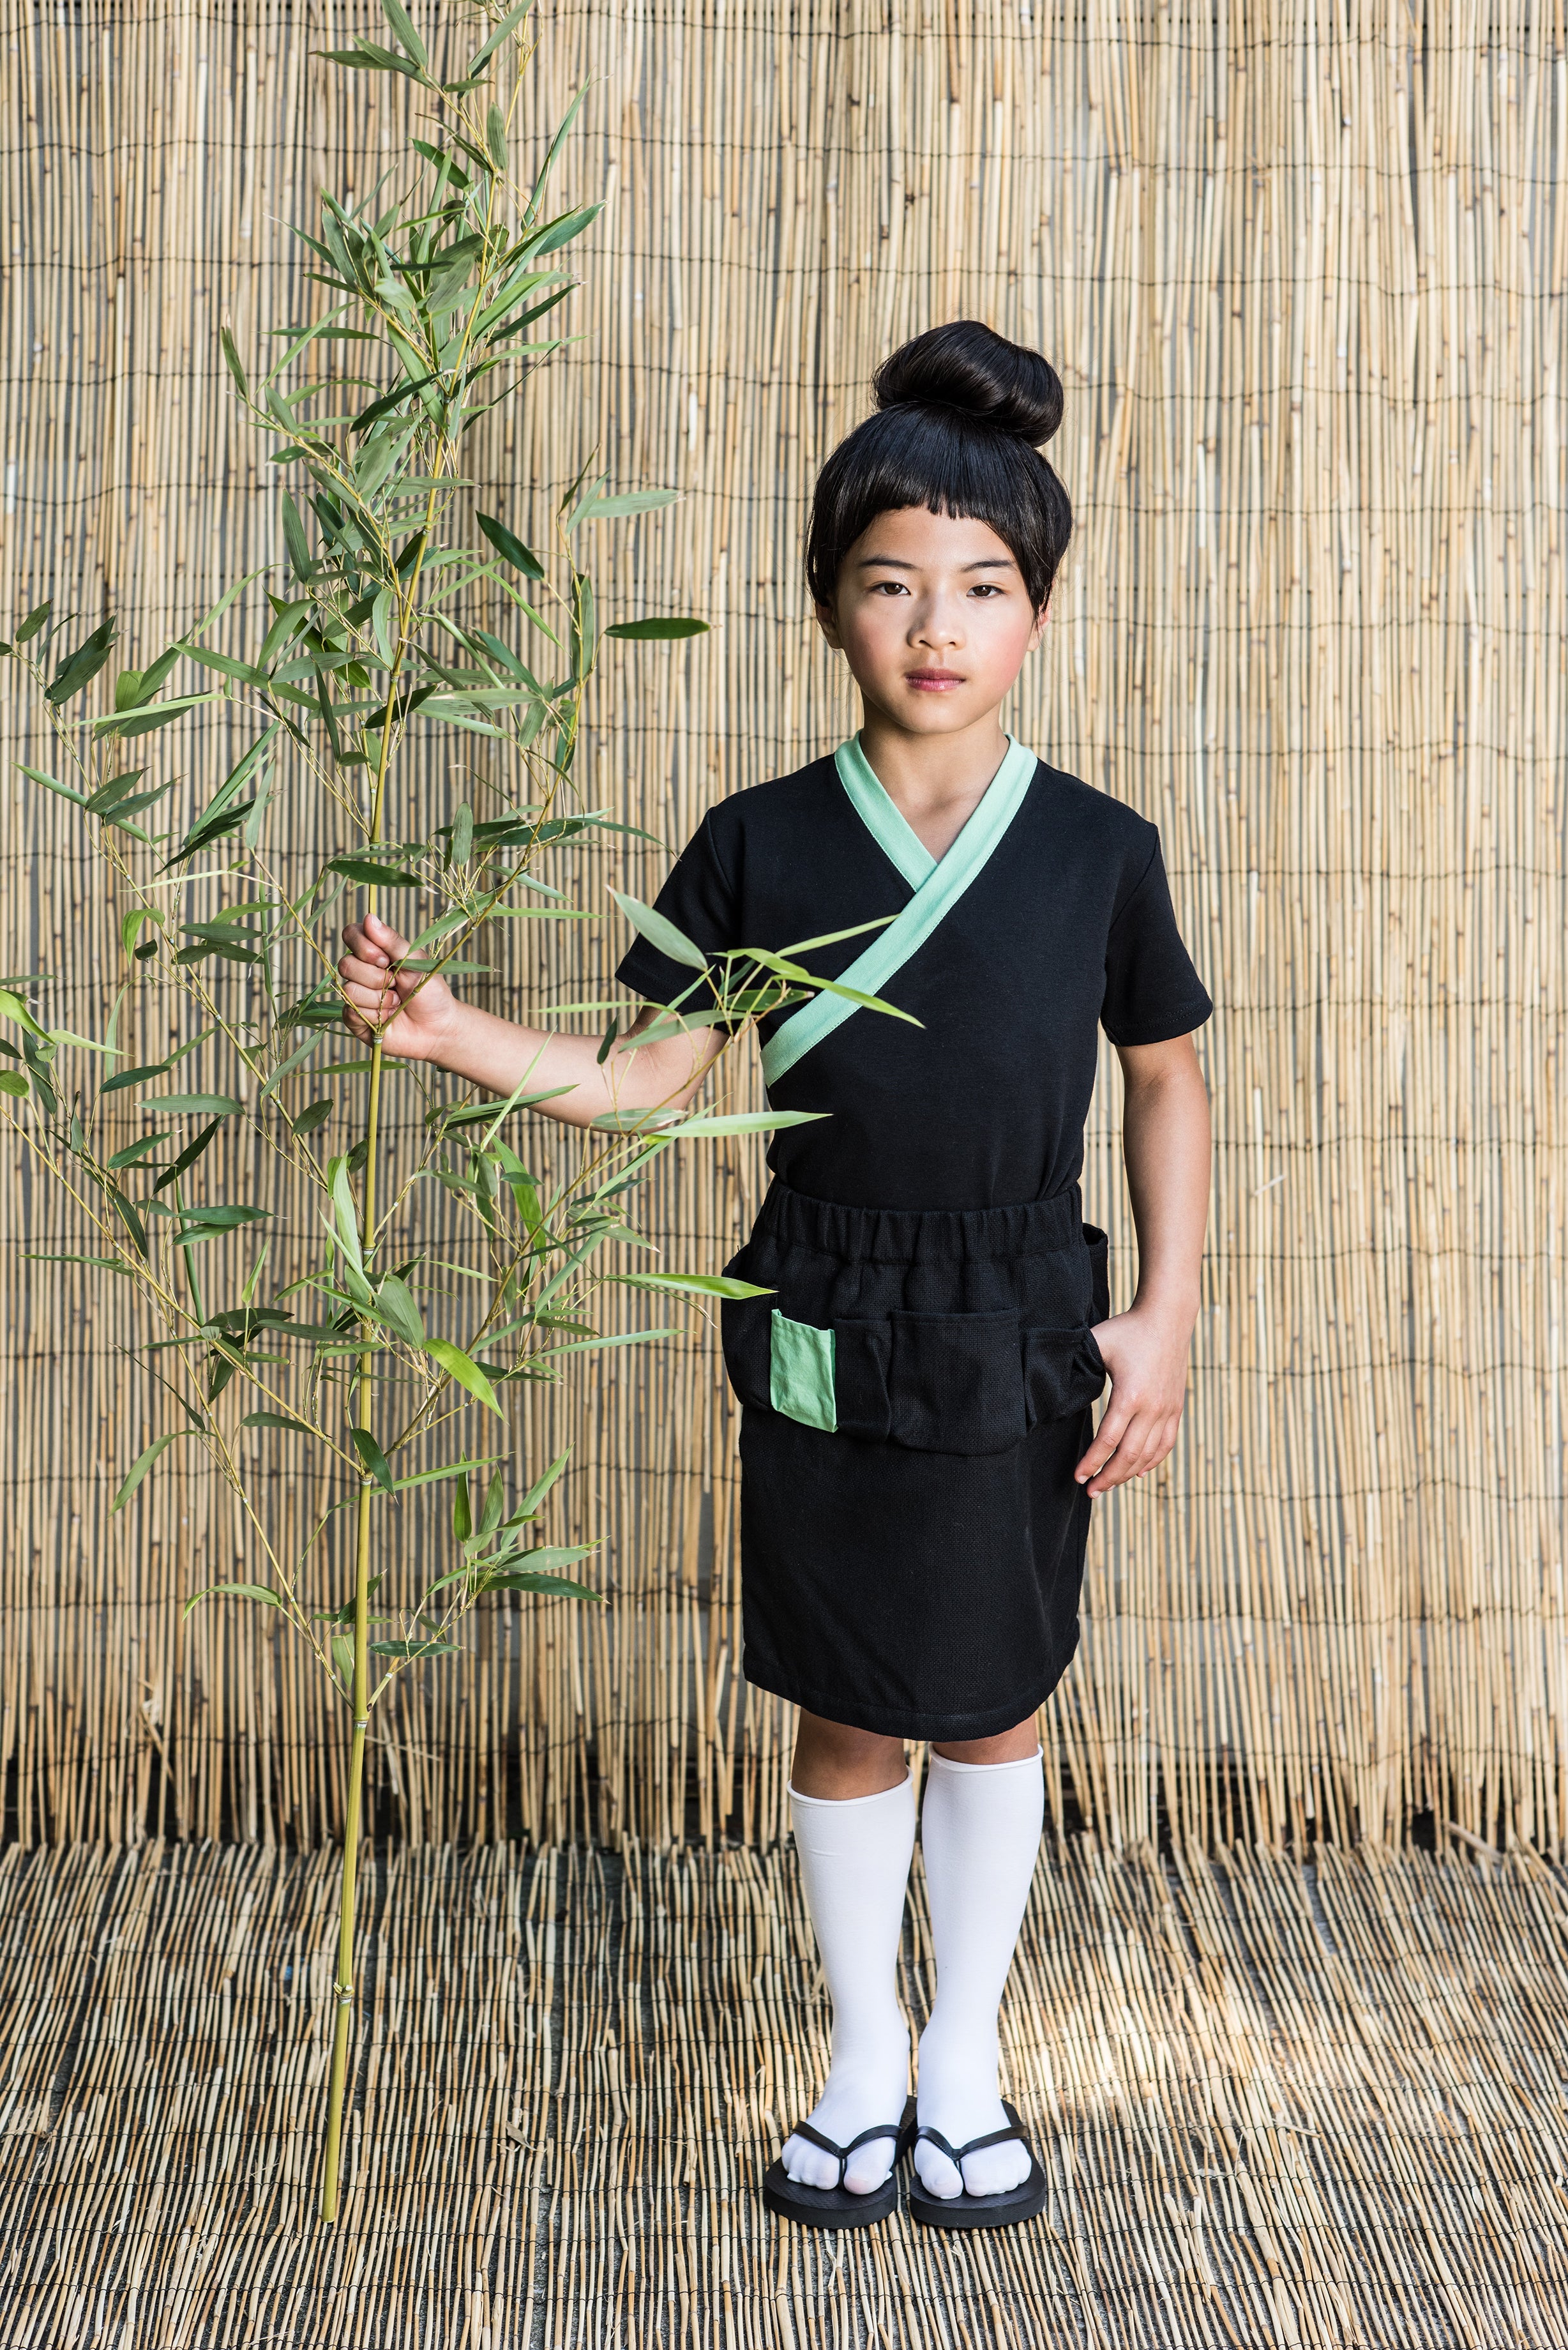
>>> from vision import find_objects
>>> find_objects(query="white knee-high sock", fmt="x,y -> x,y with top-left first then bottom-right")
781,1773 -> 916,2194
914,1747 -> 1044,2199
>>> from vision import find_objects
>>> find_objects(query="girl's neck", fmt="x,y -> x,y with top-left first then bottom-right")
855,709 -> 1013,860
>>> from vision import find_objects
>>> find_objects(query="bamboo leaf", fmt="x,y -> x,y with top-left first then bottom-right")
183,1581 -> 283,1621
524,201 -> 602,259
105,1135 -> 160,1169
370,1637 -> 460,1657
476,511 -> 545,581
325,1158 -> 364,1277
320,40 -> 421,78
426,1338 -> 504,1418
149,1093 -> 244,1117
669,1110 -> 829,1137
351,1427 -> 399,1496
113,1430 -> 183,1512
46,618 -> 116,705
15,600 -> 52,644
0,988 -> 50,1040
23,1249 -> 132,1273
219,324 -> 250,403
241,1411 -> 315,1434
527,81 -> 591,211
614,1271 -> 774,1299
485,101 -> 508,171
379,0 -> 428,70
374,1272 -> 426,1347
509,1447 -> 569,1521
608,889 -> 709,971
164,798 -> 254,867
534,1328 -> 677,1358
479,1563 -> 599,1601
49,1028 -> 121,1056
172,1202 -> 271,1235
326,857 -> 425,888
281,494 -> 315,580
467,0 -> 533,72
477,1466 -> 506,1540
18,763 -> 90,808
605,617 -> 709,639
573,489 -> 680,525
91,691 -> 219,741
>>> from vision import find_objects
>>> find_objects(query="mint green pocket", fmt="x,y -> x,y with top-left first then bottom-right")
769,1310 -> 837,1432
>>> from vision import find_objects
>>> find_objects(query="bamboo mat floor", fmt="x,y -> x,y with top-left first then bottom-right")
1,1834 -> 1565,2347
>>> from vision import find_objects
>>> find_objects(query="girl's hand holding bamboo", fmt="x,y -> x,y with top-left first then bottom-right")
338,909 -> 725,1128
340,911 -> 458,1062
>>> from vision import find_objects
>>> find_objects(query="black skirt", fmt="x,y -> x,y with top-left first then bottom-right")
720,1182 -> 1110,1741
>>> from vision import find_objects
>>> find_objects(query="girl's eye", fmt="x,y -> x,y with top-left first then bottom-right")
870,579 -> 907,595
969,584 -> 1001,598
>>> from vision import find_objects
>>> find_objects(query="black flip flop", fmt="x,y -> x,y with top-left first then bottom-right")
762,2098 -> 917,2228
907,2099 -> 1048,2230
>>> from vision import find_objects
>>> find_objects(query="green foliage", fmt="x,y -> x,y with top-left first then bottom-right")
0,0 -> 911,2224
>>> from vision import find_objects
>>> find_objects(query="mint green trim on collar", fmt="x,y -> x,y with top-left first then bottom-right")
760,736 -> 1037,1088
834,734 -> 937,891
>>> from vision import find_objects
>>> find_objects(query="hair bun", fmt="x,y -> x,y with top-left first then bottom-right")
871,320 -> 1062,446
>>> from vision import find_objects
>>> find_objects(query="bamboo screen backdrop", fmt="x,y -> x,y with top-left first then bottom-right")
1,0 -> 1562,1854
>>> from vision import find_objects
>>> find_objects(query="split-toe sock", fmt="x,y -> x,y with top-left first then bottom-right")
913,1747 -> 1044,2201
781,1773 -> 916,2195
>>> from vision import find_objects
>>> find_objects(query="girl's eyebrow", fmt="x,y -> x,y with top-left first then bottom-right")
854,554 -> 1017,572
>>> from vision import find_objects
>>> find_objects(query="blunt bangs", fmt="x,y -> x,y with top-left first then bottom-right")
806,404 -> 1073,614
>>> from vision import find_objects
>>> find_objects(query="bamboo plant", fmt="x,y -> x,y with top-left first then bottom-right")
0,0 -> 905,2220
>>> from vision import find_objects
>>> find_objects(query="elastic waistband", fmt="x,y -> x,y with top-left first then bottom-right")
753,1180 -> 1086,1265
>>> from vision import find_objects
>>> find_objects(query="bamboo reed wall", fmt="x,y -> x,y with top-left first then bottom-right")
1,0 -> 1563,1853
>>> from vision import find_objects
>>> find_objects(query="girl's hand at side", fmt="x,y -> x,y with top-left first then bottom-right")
1073,1305 -> 1192,1496
339,911 -> 458,1064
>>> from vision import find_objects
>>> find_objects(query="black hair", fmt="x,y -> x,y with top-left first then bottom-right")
805,320 -> 1073,613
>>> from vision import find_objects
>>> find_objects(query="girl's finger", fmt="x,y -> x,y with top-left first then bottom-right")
1075,1401 -> 1131,1483
338,953 -> 392,987
363,911 -> 411,958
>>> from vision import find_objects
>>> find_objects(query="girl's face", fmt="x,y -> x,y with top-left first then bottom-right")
815,506 -> 1046,737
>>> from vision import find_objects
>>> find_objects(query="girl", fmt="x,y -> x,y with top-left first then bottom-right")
339,321 -> 1212,2232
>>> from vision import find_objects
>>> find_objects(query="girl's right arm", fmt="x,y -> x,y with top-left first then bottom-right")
338,909 -> 727,1130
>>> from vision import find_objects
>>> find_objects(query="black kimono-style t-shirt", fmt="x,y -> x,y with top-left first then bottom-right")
614,751 -> 1212,1213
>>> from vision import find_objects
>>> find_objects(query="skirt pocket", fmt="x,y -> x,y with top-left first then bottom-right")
1083,1223 -> 1111,1324
719,1249 -> 773,1412
1022,1322 -> 1108,1427
887,1308 -> 1027,1456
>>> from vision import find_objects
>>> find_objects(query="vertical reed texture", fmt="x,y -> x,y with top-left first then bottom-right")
1,0 -> 1562,1851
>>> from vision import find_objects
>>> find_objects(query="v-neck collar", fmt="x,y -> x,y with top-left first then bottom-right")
834,732 -> 1034,893
759,733 -> 1039,1088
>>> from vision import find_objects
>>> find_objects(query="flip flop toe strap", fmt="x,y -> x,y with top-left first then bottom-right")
789,2116 -> 901,2189
916,2117 -> 1027,2191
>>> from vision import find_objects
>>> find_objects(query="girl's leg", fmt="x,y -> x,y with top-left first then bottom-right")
782,1713 -> 915,2194
914,1720 -> 1044,2199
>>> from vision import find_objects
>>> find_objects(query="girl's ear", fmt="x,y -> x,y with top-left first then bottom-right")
814,598 -> 845,651
1028,595 -> 1052,651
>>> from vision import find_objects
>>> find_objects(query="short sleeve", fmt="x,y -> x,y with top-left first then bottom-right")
1099,837 -> 1212,1046
614,809 -> 741,1017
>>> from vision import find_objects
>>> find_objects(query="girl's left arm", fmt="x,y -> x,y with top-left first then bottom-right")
1075,1034 -> 1211,1496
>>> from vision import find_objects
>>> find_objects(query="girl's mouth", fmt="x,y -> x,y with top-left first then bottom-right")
905,669 -> 964,690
